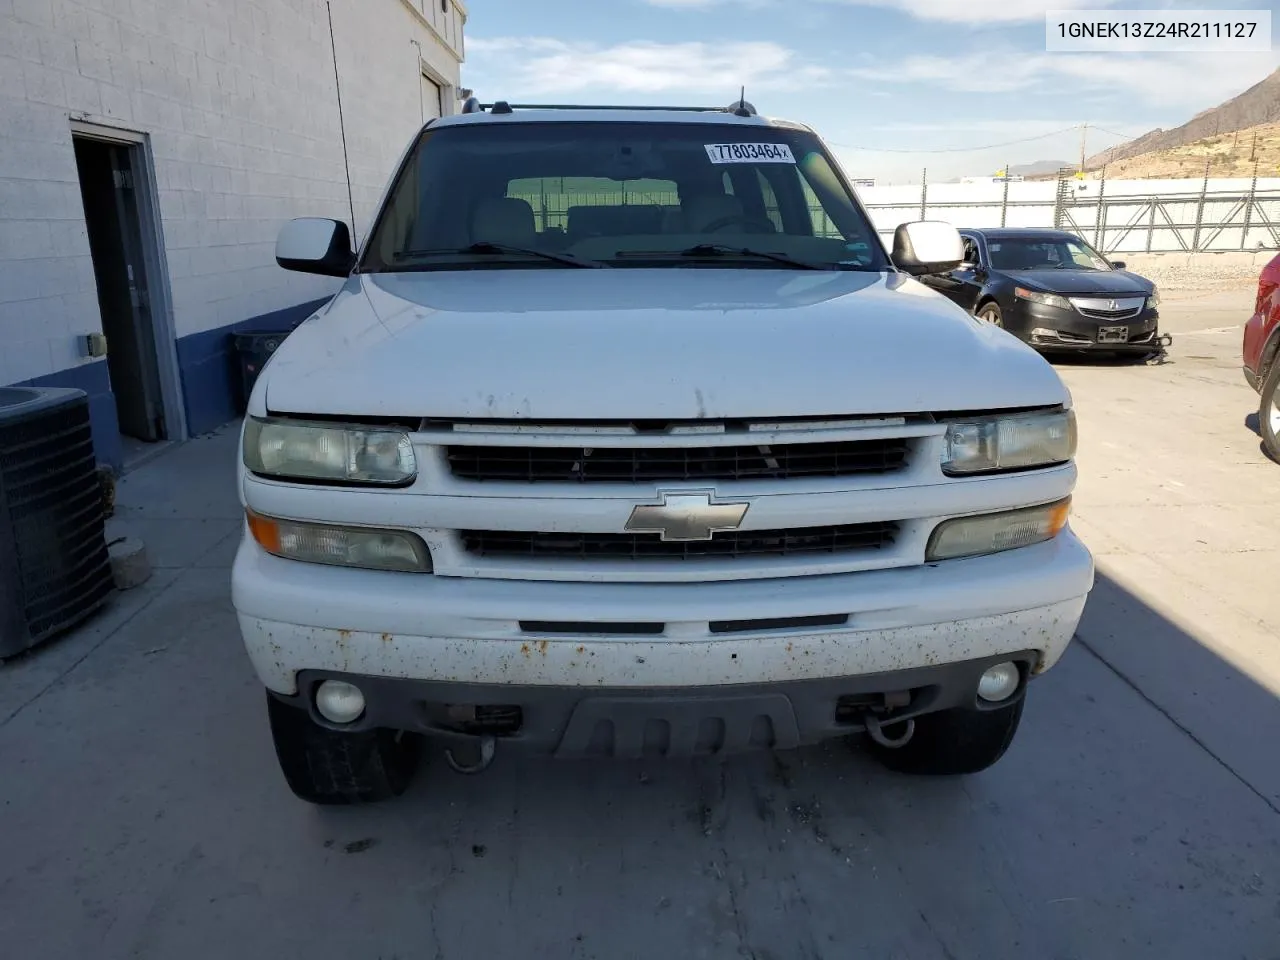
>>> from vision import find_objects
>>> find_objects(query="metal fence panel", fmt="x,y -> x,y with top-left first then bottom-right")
857,170 -> 1280,253
509,171 -> 1280,254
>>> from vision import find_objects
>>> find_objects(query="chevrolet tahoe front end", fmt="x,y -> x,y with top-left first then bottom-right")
232,102 -> 1094,803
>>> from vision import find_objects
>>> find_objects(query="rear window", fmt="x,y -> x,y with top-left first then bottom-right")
360,121 -> 887,272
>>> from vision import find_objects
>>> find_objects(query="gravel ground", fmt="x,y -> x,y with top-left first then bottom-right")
1123,250 -> 1275,298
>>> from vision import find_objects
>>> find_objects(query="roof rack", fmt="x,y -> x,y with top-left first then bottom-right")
463,100 -> 758,116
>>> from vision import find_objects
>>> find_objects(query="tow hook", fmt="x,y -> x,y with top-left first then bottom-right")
865,714 -> 915,749
444,736 -> 496,774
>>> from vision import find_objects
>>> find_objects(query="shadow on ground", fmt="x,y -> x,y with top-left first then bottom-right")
1047,352 -> 1168,369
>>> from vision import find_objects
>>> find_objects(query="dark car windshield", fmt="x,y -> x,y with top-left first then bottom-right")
986,236 -> 1112,272
359,121 -> 888,273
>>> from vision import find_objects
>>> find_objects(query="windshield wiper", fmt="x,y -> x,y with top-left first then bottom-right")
392,242 -> 604,268
615,244 -> 830,271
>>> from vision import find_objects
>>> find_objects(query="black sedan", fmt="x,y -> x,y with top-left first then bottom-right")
920,228 -> 1169,355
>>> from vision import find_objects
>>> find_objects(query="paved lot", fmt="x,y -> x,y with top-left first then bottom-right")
2,289 -> 1278,960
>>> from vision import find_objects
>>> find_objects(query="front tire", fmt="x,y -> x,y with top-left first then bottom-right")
976,301 -> 1003,328
870,698 -> 1024,775
266,692 -> 420,805
1260,361 -> 1280,462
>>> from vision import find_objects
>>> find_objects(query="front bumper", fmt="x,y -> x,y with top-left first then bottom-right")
233,529 -> 1093,750
1007,301 -> 1163,352
277,652 -> 1042,758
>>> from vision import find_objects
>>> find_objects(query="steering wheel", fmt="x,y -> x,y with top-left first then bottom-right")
698,214 -> 777,235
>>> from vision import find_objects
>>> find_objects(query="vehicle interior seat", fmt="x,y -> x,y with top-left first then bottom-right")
660,206 -> 686,233
471,197 -> 537,246
566,205 -> 665,240
684,194 -> 749,233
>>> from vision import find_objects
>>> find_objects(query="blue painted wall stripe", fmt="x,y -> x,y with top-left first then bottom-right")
10,296 -> 330,471
20,361 -> 122,470
176,297 -> 330,437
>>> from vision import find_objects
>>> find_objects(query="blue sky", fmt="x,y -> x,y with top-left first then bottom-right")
460,0 -> 1280,182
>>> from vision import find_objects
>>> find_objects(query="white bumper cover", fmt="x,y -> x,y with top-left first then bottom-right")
232,529 -> 1094,695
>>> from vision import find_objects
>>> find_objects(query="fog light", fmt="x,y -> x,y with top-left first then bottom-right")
977,662 -> 1020,703
315,680 -> 365,724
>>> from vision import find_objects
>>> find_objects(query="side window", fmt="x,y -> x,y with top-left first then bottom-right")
962,238 -> 979,265
796,175 -> 842,239
754,171 -> 784,233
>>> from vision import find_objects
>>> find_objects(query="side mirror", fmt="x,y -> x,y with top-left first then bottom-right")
1109,259 -> 1127,270
276,218 -> 355,277
892,221 -> 963,276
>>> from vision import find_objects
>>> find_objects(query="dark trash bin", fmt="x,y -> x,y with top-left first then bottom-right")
0,387 -> 114,658
234,330 -> 293,410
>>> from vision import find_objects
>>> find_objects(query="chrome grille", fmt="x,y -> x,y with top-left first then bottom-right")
1069,296 -> 1145,321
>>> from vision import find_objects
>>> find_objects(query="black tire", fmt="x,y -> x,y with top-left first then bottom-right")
1259,360 -> 1280,462
266,692 -> 420,805
976,301 -> 1003,328
870,697 -> 1024,776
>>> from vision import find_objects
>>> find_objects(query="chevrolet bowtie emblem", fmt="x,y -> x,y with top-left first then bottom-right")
625,491 -> 750,542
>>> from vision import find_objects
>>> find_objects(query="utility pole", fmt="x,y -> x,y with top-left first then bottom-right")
1078,122 -> 1089,176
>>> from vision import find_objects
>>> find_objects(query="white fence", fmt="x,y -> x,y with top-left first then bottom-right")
856,175 -> 1280,253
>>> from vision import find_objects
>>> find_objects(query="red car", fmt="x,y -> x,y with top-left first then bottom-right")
1244,252 -> 1280,459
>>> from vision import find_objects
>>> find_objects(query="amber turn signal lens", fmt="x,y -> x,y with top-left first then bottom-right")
245,510 -> 431,573
927,498 -> 1072,562
247,511 -> 282,554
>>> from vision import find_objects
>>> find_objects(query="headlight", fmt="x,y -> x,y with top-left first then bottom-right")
247,512 -> 431,572
244,417 -> 416,484
942,409 -> 1076,475
927,499 -> 1071,562
1014,287 -> 1071,311
1145,287 -> 1159,309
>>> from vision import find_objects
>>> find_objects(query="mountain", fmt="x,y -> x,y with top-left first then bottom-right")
1085,121 -> 1280,180
1087,67 -> 1280,170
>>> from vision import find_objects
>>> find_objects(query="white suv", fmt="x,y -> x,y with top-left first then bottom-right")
231,99 -> 1093,804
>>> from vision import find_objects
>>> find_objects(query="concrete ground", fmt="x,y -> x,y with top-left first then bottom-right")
1,288 -> 1278,959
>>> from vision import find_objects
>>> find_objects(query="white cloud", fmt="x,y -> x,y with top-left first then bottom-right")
855,49 -> 1280,108
640,0 -> 1120,22
469,32 -> 1278,116
466,38 -> 834,95
825,0 -> 1120,24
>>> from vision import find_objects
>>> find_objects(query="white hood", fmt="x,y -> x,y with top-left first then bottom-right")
263,269 -> 1069,420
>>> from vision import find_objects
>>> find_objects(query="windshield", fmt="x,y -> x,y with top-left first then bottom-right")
360,121 -> 888,273
986,236 -> 1111,272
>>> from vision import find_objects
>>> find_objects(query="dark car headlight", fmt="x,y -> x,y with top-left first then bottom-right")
1014,287 -> 1071,310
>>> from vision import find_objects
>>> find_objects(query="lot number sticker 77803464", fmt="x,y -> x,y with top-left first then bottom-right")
704,143 -> 796,164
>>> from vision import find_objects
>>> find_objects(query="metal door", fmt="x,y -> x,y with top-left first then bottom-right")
105,145 -> 165,441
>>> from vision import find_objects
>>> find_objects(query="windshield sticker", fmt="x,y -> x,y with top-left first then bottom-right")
704,143 -> 796,164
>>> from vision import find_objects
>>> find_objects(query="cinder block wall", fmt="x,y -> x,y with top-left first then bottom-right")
0,0 -> 463,462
